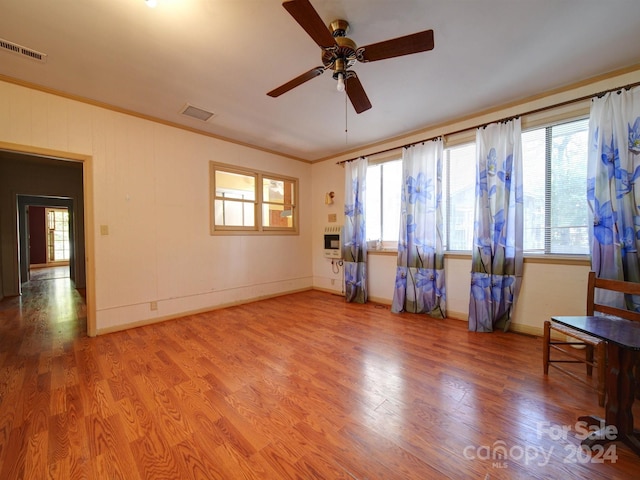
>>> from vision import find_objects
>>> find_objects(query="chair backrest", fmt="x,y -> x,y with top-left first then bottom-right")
586,270 -> 640,322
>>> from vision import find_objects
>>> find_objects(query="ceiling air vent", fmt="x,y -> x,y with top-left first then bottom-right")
180,103 -> 216,122
0,38 -> 47,63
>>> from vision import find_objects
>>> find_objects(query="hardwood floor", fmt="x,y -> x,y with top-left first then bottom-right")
29,265 -> 70,281
1,274 -> 640,479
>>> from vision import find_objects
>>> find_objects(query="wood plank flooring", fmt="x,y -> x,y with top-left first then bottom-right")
1,272 -> 640,479
29,265 -> 70,281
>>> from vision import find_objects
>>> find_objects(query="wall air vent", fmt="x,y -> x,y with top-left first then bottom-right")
0,38 -> 47,63
179,103 -> 216,122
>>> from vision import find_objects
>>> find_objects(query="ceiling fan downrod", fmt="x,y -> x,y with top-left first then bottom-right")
322,19 -> 357,74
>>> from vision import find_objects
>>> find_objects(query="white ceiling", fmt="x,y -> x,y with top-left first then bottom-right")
1,0 -> 640,162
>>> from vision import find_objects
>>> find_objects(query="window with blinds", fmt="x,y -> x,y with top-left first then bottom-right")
364,116 -> 590,256
522,118 -> 589,254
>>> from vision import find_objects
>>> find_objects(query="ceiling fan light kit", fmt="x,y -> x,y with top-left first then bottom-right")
267,0 -> 435,114
336,72 -> 345,92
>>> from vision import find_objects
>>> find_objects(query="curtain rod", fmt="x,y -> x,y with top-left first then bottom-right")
336,80 -> 640,165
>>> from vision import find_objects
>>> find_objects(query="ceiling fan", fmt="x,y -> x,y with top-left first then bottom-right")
267,0 -> 435,114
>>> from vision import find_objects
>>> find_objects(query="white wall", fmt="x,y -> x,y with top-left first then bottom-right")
0,80 -> 313,333
311,67 -> 640,336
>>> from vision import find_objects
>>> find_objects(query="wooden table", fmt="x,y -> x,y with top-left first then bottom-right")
551,315 -> 640,456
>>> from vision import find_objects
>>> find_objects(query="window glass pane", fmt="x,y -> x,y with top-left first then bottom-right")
215,171 -> 255,200
263,204 -> 294,227
46,208 -> 70,261
263,178 -> 295,205
381,160 -> 402,242
522,128 -> 546,252
214,199 -> 255,227
365,159 -> 402,245
445,144 -> 475,250
549,119 -> 589,254
522,118 -> 589,254
366,164 -> 382,242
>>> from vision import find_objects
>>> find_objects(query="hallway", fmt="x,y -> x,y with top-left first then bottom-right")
2,266 -> 86,345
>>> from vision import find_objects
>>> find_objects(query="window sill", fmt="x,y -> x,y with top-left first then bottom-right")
522,254 -> 590,266
368,248 -> 397,256
211,229 -> 299,236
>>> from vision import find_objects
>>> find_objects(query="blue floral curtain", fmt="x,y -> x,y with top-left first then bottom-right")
469,119 -> 524,332
344,157 -> 368,303
391,140 -> 446,317
588,86 -> 640,309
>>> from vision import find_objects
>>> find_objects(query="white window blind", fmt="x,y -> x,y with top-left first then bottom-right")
522,118 -> 589,254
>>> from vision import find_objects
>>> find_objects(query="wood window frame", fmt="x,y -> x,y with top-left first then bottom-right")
210,162 -> 299,235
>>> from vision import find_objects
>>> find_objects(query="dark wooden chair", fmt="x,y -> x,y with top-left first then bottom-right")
543,271 -> 640,407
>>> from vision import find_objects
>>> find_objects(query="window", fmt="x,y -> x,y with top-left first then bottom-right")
366,159 -> 402,248
443,143 -> 476,251
366,117 -> 590,256
210,163 -> 298,234
46,208 -> 70,262
442,118 -> 590,254
522,118 -> 589,254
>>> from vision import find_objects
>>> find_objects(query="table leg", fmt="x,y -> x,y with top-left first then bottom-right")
580,343 -> 640,456
606,343 -> 635,436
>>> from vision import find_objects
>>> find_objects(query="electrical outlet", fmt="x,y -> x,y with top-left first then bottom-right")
150,301 -> 158,311
328,213 -> 337,223
331,279 -> 335,286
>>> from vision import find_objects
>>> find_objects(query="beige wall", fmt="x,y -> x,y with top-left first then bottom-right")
311,67 -> 640,336
0,80 -> 313,334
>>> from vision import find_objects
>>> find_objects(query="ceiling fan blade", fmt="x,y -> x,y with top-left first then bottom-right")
282,0 -> 337,49
359,29 -> 434,62
345,73 -> 372,114
267,66 -> 325,97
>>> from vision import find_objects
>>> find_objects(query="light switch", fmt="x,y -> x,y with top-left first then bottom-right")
100,225 -> 109,236
328,213 -> 337,223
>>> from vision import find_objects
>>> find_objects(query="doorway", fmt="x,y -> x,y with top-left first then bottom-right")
26,205 -> 71,282
18,195 -> 78,287
46,207 -> 71,265
0,144 -> 95,336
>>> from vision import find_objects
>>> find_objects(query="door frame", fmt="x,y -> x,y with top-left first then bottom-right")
18,197 -> 75,283
0,141 -> 96,337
